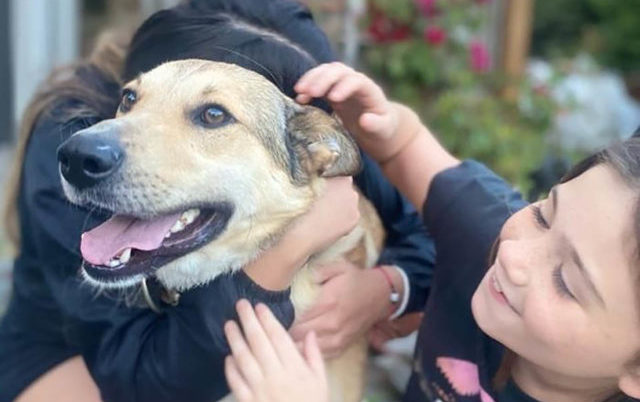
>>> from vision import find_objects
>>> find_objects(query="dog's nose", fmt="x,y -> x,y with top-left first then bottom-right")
57,124 -> 124,189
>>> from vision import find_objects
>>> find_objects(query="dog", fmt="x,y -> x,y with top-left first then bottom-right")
57,59 -> 385,402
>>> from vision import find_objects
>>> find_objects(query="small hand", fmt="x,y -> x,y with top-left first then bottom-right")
289,176 -> 360,256
368,313 -> 424,353
243,176 -> 359,290
224,300 -> 328,402
289,261 -> 393,358
295,62 -> 402,162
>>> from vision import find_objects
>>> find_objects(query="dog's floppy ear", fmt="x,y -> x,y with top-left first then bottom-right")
286,103 -> 362,182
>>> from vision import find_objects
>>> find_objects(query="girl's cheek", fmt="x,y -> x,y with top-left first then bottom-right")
522,293 -> 578,351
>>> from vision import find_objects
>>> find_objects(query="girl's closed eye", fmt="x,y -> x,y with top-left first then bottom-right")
530,205 -> 576,300
552,265 -> 576,300
531,204 -> 550,230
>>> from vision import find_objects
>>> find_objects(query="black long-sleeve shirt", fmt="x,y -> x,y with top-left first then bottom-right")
403,161 -> 528,401
0,94 -> 435,401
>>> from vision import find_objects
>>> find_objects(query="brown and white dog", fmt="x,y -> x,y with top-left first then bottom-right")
57,60 -> 384,402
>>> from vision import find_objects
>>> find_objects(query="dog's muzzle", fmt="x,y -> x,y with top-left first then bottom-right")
57,121 -> 124,190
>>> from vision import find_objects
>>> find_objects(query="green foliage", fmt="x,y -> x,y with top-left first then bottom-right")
363,0 -> 556,192
428,87 -> 550,192
532,0 -> 640,74
588,0 -> 640,74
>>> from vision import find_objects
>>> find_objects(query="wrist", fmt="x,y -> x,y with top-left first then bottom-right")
360,268 -> 395,321
368,103 -> 421,165
244,234 -> 309,291
372,265 -> 406,320
387,266 -> 410,319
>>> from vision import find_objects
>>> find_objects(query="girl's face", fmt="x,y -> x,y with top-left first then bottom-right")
472,165 -> 640,388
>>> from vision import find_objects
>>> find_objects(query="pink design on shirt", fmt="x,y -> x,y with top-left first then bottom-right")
436,357 -> 495,402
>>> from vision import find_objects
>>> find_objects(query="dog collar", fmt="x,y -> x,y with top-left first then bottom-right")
141,278 -> 181,314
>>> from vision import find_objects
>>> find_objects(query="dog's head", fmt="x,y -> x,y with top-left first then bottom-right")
57,60 -> 361,289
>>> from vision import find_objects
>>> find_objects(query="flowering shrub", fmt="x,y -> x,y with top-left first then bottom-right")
362,0 -> 556,193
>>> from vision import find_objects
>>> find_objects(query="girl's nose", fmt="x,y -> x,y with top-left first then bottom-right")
496,239 -> 531,287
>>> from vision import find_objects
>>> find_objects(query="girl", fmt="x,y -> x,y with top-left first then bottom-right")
225,62 -> 640,402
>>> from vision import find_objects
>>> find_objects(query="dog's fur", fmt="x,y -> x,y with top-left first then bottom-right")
60,60 -> 385,401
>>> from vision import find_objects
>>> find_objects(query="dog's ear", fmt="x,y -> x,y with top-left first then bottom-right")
286,103 -> 362,181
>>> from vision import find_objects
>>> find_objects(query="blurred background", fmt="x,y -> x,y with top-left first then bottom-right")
0,0 -> 639,399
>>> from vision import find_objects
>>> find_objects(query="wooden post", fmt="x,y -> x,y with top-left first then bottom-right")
501,0 -> 534,99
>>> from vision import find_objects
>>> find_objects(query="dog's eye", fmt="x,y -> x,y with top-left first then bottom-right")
197,105 -> 233,128
119,89 -> 137,113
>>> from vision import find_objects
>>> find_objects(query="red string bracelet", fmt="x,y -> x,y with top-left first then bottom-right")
375,266 -> 400,304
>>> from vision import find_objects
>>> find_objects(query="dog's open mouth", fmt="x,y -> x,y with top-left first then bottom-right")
80,203 -> 233,283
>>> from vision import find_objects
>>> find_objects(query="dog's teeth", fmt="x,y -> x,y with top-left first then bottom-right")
108,258 -> 122,268
170,219 -> 186,233
119,248 -> 132,264
165,232 -> 171,238
180,209 -> 200,225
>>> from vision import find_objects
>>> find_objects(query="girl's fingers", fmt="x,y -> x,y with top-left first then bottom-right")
296,63 -> 353,99
296,93 -> 313,104
224,356 -> 253,402
316,334 -> 345,359
290,301 -> 334,337
304,331 -> 326,378
312,260 -> 349,284
327,73 -> 367,103
295,64 -> 335,92
224,320 -> 264,387
288,311 -> 338,343
255,303 -> 306,366
235,300 -> 281,370
368,329 -> 389,353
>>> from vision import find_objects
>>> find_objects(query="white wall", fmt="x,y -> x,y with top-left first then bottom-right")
11,0 -> 79,125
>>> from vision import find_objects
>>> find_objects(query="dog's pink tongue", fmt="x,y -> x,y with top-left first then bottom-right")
81,213 -> 181,266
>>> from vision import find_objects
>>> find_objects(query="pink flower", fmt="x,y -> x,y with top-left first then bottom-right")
469,40 -> 491,73
423,26 -> 447,46
415,0 -> 439,17
368,12 -> 411,43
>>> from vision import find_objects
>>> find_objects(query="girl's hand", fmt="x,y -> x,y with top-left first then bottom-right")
368,313 -> 424,353
289,262 -> 401,358
243,176 -> 359,290
224,300 -> 328,402
289,176 -> 360,256
295,63 -> 409,163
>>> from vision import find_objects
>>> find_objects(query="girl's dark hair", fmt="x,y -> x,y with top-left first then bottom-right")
123,0 -> 336,111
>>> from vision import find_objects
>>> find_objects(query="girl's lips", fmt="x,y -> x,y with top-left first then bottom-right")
489,271 -> 520,315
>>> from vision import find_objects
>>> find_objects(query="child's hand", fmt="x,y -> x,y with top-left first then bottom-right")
290,176 -> 360,256
295,63 -> 407,163
224,300 -> 329,402
243,176 -> 359,290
